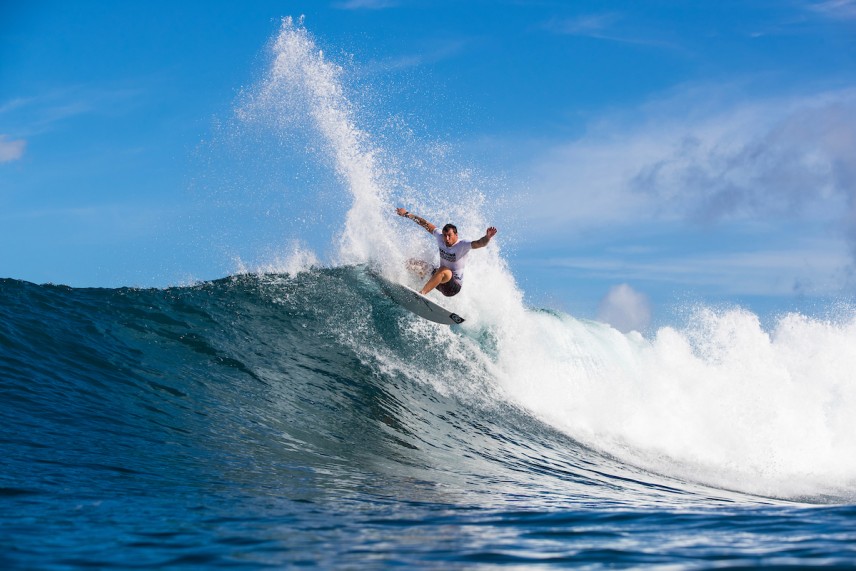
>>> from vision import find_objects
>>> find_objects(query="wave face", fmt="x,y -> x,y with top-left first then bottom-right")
3,271 -> 856,568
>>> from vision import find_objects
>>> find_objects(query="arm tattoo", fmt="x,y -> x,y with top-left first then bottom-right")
412,215 -> 431,231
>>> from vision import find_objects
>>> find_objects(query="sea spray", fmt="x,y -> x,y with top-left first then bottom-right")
238,17 -> 395,266
236,17 -> 498,281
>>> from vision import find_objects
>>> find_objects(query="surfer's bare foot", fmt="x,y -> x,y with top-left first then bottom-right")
406,258 -> 431,278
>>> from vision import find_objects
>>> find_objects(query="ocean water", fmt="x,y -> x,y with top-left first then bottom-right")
2,270 -> 856,569
4,17 -> 856,568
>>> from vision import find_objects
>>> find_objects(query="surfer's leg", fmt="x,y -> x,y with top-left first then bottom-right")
420,268 -> 452,295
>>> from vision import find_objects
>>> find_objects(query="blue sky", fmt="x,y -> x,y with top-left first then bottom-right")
2,1 -> 855,325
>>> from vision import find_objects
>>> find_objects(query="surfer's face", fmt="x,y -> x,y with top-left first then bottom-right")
442,228 -> 458,247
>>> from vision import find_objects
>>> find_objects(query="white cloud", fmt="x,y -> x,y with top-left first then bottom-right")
0,135 -> 26,163
363,38 -> 469,73
631,92 -> 856,224
597,283 -> 651,332
521,86 -> 856,254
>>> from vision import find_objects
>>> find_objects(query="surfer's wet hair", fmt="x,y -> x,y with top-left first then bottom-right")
442,223 -> 458,234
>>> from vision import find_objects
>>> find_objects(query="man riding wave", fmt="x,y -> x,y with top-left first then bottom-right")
395,207 -> 498,296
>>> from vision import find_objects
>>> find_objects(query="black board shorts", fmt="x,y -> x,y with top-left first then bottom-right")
432,268 -> 462,297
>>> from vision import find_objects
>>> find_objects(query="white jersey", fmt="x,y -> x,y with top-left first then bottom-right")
433,227 -> 473,283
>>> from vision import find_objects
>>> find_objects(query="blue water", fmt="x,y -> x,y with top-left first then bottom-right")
2,269 -> 855,569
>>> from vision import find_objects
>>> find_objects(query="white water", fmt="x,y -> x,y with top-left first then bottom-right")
240,17 -> 856,502
493,306 -> 856,500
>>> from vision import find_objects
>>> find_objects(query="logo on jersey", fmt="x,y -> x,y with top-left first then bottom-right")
440,249 -> 457,262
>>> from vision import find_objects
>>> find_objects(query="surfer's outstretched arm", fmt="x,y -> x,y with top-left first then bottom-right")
471,227 -> 498,249
396,207 -> 436,233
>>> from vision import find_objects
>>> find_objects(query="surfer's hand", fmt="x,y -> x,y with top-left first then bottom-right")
396,207 -> 408,217
486,227 -> 498,239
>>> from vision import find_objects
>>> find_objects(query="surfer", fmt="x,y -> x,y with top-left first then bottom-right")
396,207 -> 498,297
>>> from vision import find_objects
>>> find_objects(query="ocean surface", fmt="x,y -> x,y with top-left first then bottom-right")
2,268 -> 856,569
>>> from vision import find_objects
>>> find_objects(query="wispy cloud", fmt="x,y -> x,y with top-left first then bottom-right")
542,12 -> 680,50
362,37 -> 469,74
547,12 -> 621,36
806,0 -> 856,20
542,240 -> 851,296
0,83 -> 146,137
334,0 -> 398,10
0,135 -> 26,163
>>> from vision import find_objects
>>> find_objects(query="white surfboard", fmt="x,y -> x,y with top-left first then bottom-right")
375,275 -> 465,325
